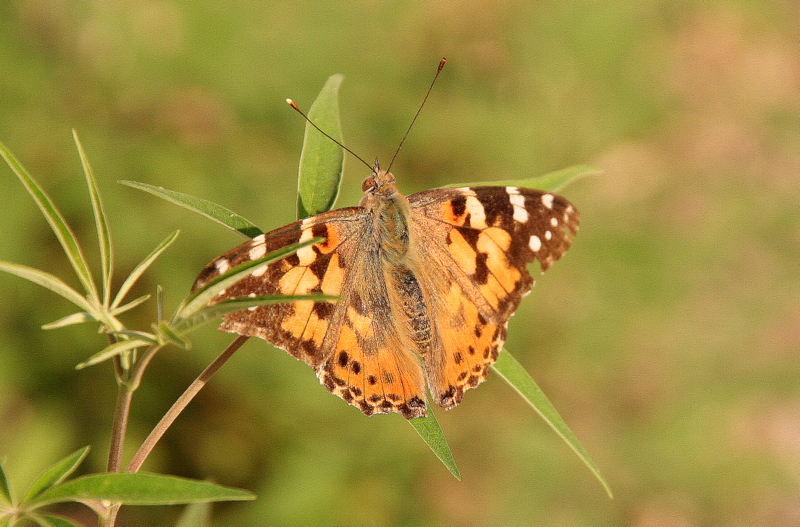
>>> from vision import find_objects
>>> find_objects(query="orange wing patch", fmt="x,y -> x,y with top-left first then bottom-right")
318,293 -> 428,418
427,279 -> 506,409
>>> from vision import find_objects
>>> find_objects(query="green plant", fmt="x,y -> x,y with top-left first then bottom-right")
0,74 -> 609,526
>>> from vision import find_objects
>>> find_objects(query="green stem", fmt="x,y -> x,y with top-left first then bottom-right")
107,381 -> 132,473
126,335 -> 249,473
104,353 -> 131,527
106,351 -> 131,474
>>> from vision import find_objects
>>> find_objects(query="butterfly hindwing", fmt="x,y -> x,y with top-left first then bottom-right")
407,186 -> 580,408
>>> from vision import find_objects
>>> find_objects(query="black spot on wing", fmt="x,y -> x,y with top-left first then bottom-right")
312,301 -> 335,320
450,195 -> 467,218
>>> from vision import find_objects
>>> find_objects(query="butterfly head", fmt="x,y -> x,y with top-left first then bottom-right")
360,159 -> 400,203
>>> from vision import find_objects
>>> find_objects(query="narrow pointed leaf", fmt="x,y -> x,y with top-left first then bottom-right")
174,293 -> 338,333
0,141 -> 99,301
76,338 -> 151,370
119,181 -> 262,239
0,460 -> 12,504
446,165 -> 598,193
174,237 -> 322,321
73,130 -> 113,307
156,321 -> 190,349
22,447 -> 90,503
110,330 -> 158,343
41,311 -> 95,330
33,473 -> 255,506
297,74 -> 345,219
408,409 -> 461,480
111,230 -> 179,310
492,349 -> 613,497
157,284 -> 164,322
0,261 -> 100,317
110,294 -> 151,316
28,514 -> 80,527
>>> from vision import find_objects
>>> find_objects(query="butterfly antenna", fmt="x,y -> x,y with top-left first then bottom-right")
286,98 -> 373,172
385,57 -> 447,175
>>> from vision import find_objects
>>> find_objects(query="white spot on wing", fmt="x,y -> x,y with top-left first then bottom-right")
251,264 -> 267,277
215,258 -> 230,274
249,242 -> 267,260
545,230 -> 552,240
296,226 -> 316,266
541,193 -> 554,209
247,292 -> 258,311
550,217 -> 559,227
529,235 -> 542,252
507,188 -> 528,223
465,195 -> 488,229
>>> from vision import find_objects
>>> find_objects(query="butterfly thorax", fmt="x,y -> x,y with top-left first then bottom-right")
358,169 -> 413,265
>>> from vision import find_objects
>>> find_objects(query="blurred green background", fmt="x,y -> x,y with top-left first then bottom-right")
1,1 -> 798,525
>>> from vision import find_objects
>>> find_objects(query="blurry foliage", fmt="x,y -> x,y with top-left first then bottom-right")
1,1 -> 799,525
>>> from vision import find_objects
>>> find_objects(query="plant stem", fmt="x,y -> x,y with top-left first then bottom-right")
126,335 -> 249,473
106,355 -> 132,473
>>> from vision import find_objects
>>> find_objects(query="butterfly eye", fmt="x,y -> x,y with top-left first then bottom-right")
362,176 -> 376,192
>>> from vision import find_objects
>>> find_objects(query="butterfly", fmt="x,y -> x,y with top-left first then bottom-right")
192,162 -> 579,418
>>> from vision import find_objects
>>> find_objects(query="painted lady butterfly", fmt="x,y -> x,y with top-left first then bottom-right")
193,162 -> 579,418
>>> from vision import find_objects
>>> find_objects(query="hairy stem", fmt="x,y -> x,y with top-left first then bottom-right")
126,335 -> 249,473
106,355 -> 131,473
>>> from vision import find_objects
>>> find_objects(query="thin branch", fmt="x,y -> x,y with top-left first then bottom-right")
106,344 -> 130,473
106,383 -> 133,473
126,335 -> 250,473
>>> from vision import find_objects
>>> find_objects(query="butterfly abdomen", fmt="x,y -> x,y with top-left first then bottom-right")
389,266 -> 432,356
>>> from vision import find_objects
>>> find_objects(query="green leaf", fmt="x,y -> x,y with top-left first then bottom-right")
0,459 -> 12,504
173,237 -> 323,323
0,261 -> 101,318
22,447 -> 90,503
33,473 -> 255,506
408,408 -> 461,480
156,321 -> 190,350
110,294 -> 151,316
157,284 -> 164,322
111,230 -> 179,310
110,329 -> 158,343
491,349 -> 613,498
73,130 -> 113,307
296,74 -> 345,219
446,165 -> 599,193
119,181 -> 262,239
40,294 -> 150,328
173,294 -> 338,333
28,513 -> 80,527
0,141 -> 99,302
76,338 -> 151,370
41,312 -> 95,330
175,502 -> 211,527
